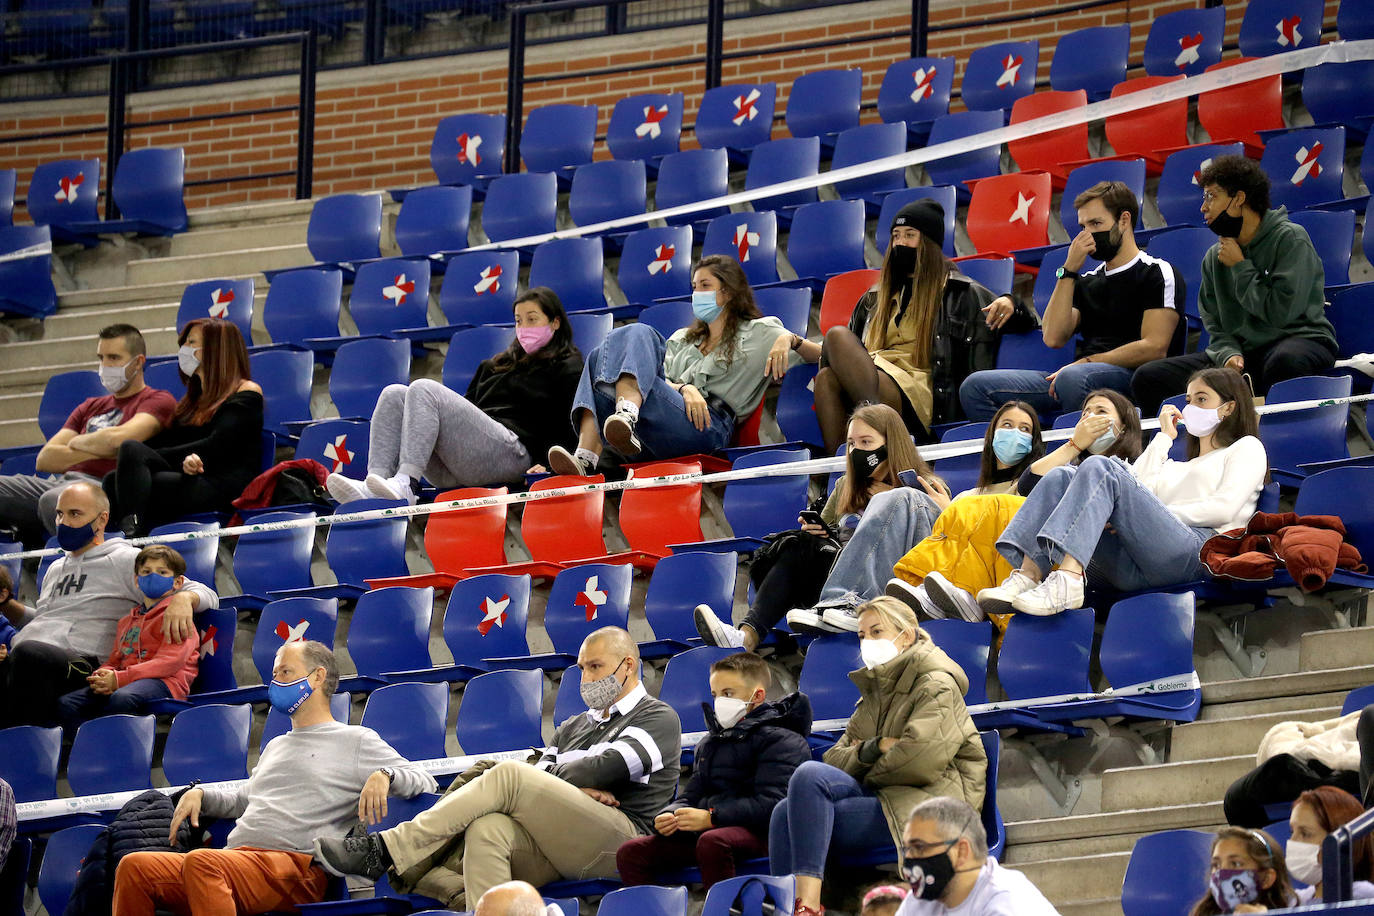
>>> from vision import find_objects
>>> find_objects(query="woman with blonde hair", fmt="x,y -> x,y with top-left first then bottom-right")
769,597 -> 987,916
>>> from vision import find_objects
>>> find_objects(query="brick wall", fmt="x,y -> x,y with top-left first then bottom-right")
0,0 -> 1344,219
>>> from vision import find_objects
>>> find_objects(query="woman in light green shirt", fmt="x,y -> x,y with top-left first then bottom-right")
548,255 -> 821,474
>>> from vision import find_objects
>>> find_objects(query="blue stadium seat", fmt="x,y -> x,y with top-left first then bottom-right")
201,597 -> 339,706
264,268 -> 343,352
307,193 -> 383,266
830,121 -> 908,210
596,884 -> 688,916
797,634 -> 861,725
972,609 -> 1095,735
1156,143 -> 1244,228
360,681 -> 448,761
26,158 -> 100,242
675,448 -> 809,553
68,713 -> 155,795
487,563 -> 634,670
924,110 -> 1005,200
702,876 -> 794,916
786,199 -> 867,290
1288,208 -> 1356,288
428,112 -> 506,192
931,423 -> 986,497
1293,468 -> 1374,589
481,171 -> 558,244
249,348 -> 313,439
1338,0 -> 1373,40
962,40 -> 1038,112
570,312 -> 613,356
695,83 -> 777,163
754,286 -> 811,337
1050,24 -> 1130,101
439,250 -> 521,328
147,520 -> 219,588
162,703 -> 252,784
640,551 -> 736,658
553,666 -> 585,727
1239,0 -> 1324,57
529,237 -> 605,313
178,277 -> 254,340
0,169 -> 14,225
399,573 -> 534,680
1302,61 -> 1374,141
224,514 -> 320,612
877,56 -> 954,145
654,147 -> 731,233
745,137 -> 820,216
1122,830 -> 1215,916
660,645 -> 738,734
1261,127 -> 1347,212
956,257 -> 1014,296
701,211 -> 780,287
981,731 -> 1006,859
922,619 -> 993,706
570,159 -> 648,233
336,586 -> 435,693
0,225 -> 59,318
443,326 -> 515,395
1144,6 -> 1225,77
1142,227 -> 1212,329
875,186 -> 956,258
1262,374 -> 1353,484
776,362 -> 824,451
179,606 -> 238,700
607,92 -> 684,168
38,825 -> 106,916
395,185 -> 472,258
38,370 -> 105,439
785,68 -> 862,150
1327,285 -> 1374,366
1060,159 -> 1145,236
330,337 -> 411,419
260,691 -> 351,751
1031,247 -> 1070,316
274,497 -> 408,601
455,668 -> 544,754
617,225 -> 693,311
296,419 -> 370,483
347,256 -> 436,340
0,725 -> 60,802
64,147 -> 188,238
995,330 -> 1076,374
521,103 -> 597,182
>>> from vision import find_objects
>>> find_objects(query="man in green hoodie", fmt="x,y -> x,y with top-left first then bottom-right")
1131,154 -> 1338,413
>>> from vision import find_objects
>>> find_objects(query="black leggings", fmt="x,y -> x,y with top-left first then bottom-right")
742,538 -> 834,637
103,439 -> 227,531
0,640 -> 99,728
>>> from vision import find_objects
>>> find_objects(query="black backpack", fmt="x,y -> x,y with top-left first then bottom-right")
271,467 -> 329,506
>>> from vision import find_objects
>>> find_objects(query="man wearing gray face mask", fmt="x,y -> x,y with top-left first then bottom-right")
313,626 -> 682,909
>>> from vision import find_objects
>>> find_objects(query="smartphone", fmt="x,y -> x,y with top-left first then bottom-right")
798,510 -> 836,538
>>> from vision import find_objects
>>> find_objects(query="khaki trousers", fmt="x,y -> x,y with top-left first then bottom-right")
382,760 -> 639,904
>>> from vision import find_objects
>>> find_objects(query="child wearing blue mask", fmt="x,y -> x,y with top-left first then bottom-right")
56,544 -> 199,731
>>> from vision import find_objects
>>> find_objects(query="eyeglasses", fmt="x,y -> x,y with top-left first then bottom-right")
1201,190 -> 1228,206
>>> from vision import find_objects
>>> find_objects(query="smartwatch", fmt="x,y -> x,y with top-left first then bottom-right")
1055,267 -> 1079,282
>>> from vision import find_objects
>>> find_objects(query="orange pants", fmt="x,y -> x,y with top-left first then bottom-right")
112,847 -> 329,916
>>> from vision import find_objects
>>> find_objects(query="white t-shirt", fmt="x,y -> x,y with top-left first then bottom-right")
1295,881 -> 1374,904
894,858 -> 1061,916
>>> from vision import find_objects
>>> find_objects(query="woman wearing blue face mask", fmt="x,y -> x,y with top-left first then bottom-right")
1189,827 -> 1295,915
981,367 -> 1267,617
549,256 -> 821,474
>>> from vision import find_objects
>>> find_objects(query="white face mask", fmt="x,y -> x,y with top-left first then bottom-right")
98,360 -> 134,395
714,696 -> 751,730
860,637 -> 902,670
1286,839 -> 1322,886
1181,403 -> 1224,437
178,344 -> 201,376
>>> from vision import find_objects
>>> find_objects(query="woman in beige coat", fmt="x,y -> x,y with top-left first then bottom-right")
768,597 -> 987,916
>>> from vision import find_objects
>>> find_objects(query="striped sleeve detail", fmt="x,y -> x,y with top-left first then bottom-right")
1138,251 -> 1180,313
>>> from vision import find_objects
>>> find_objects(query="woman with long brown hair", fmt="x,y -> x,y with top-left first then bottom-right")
814,199 -> 1036,454
1190,827 -> 1296,914
548,255 -> 820,473
104,318 -> 262,535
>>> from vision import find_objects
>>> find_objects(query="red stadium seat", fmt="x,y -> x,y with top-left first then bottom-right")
1008,90 -> 1088,187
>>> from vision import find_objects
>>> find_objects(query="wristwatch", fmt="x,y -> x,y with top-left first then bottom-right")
790,333 -> 803,351
380,767 -> 395,785
1055,267 -> 1080,282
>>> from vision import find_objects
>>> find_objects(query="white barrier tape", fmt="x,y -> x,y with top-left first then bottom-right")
963,671 -> 1202,716
0,241 -> 53,264
455,40 -> 1374,254
2,393 -> 1371,563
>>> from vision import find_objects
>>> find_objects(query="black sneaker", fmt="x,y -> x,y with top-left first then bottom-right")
312,828 -> 389,880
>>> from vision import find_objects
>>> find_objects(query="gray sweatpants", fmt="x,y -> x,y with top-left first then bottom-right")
0,471 -> 102,538
370,380 -> 531,489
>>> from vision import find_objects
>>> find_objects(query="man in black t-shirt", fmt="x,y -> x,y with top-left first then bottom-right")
960,181 -> 1184,420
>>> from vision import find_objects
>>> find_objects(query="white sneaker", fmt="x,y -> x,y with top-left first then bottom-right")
820,604 -> 861,632
326,473 -> 372,504
603,412 -> 642,457
694,605 -> 745,648
366,472 -> 418,506
547,446 -> 589,476
884,578 -> 944,620
923,571 -> 985,623
785,607 -> 841,634
976,569 -> 1040,616
1011,570 -> 1085,616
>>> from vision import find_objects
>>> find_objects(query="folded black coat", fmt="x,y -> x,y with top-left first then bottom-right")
64,788 -> 198,916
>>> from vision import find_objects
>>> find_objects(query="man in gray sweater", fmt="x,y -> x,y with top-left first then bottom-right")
0,481 -> 217,727
112,640 -> 438,916
314,626 -> 682,908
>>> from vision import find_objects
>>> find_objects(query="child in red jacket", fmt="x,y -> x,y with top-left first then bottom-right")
57,544 -> 199,732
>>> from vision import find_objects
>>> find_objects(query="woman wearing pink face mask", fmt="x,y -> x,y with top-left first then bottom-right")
326,288 -> 584,505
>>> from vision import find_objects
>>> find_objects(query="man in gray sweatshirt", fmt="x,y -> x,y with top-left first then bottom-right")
112,639 -> 438,916
0,481 -> 217,727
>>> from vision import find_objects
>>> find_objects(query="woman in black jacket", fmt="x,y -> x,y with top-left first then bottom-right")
105,318 -> 263,535
327,287 -> 584,504
815,199 -> 1038,452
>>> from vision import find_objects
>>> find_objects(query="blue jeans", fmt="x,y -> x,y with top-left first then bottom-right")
815,488 -> 942,609
958,363 -> 1136,421
769,761 -> 890,879
572,323 -> 733,459
995,458 -> 1210,592
57,677 -> 171,733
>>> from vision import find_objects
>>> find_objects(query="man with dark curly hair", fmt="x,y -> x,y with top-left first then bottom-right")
1131,154 -> 1337,412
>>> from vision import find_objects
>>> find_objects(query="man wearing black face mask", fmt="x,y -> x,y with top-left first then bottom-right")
1131,154 -> 1337,413
959,181 -> 1184,421
896,798 -> 1059,915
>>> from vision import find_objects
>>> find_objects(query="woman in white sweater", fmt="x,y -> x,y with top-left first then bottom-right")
979,367 -> 1267,616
